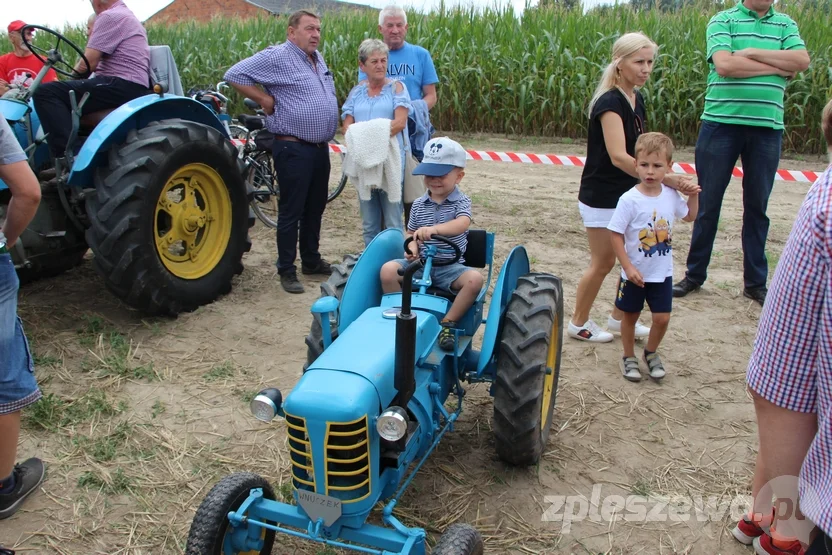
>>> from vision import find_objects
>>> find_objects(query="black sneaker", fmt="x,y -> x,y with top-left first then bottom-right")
672,277 -> 701,298
743,287 -> 767,306
438,321 -> 457,351
0,458 -> 45,520
0,546 -> 15,555
280,271 -> 304,294
301,260 -> 332,276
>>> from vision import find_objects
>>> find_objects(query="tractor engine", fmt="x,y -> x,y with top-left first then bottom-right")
252,299 -> 443,527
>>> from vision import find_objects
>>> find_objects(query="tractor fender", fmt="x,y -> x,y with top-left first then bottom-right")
476,245 -> 530,377
337,228 -> 405,335
67,94 -> 228,188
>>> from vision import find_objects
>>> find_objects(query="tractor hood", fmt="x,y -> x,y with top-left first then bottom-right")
304,307 -> 441,410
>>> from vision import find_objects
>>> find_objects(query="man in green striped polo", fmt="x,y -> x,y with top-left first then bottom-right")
673,0 -> 809,306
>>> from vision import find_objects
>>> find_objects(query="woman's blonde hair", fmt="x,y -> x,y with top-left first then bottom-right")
587,32 -> 658,118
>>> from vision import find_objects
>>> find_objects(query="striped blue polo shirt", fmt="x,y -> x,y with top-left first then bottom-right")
407,186 -> 473,263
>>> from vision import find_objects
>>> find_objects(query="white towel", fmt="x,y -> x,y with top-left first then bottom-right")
343,118 -> 402,203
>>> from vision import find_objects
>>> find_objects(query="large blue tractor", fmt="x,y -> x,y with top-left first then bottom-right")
186,228 -> 564,554
0,26 -> 252,315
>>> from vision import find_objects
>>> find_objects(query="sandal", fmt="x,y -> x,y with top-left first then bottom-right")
620,356 -> 641,382
643,351 -> 666,380
438,321 -> 457,351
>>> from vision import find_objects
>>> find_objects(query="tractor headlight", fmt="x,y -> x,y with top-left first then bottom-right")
250,388 -> 283,423
376,406 -> 409,441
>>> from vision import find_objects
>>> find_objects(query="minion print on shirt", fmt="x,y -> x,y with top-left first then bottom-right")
638,210 -> 672,257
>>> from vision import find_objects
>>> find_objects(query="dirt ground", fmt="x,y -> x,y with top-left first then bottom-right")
1,134 -> 828,554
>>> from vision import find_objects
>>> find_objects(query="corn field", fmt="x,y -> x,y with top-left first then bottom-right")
5,2 -> 832,153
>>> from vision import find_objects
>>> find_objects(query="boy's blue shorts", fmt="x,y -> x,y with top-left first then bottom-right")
615,276 -> 673,314
0,254 -> 41,415
394,259 -> 470,294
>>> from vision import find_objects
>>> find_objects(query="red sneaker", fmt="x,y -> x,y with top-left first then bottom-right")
733,516 -> 766,545
753,534 -> 806,555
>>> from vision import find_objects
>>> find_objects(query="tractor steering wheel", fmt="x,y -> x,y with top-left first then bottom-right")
21,25 -> 90,79
404,235 -> 462,267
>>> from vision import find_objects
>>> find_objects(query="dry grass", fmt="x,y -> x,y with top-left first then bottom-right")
2,133 -> 808,554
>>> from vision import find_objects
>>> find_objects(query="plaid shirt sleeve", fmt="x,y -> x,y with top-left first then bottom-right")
224,46 -> 292,88
746,167 -> 832,413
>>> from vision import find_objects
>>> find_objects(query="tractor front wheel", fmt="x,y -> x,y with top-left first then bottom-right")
85,120 -> 253,315
492,273 -> 564,467
432,523 -> 484,555
185,472 -> 276,555
304,253 -> 358,371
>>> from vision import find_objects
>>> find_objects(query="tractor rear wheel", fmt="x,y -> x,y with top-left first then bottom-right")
304,253 -> 358,371
85,120 -> 253,316
432,523 -> 484,555
185,472 -> 275,555
492,273 -> 563,467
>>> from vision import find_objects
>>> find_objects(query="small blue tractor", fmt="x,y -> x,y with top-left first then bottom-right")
0,26 -> 252,315
186,227 -> 564,554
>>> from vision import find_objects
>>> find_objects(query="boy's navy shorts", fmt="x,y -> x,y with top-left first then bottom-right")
615,276 -> 673,314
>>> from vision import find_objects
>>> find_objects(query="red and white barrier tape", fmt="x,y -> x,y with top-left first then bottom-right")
235,140 -> 821,184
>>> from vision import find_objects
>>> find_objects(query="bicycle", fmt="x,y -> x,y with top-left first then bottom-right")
231,99 -> 348,228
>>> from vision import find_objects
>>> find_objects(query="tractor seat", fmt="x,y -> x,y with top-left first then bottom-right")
413,229 -> 488,301
80,108 -> 117,131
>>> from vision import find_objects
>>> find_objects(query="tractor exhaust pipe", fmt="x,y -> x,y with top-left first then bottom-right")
393,259 -> 421,408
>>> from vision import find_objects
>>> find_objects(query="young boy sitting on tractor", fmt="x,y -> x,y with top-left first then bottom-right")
380,137 -> 484,351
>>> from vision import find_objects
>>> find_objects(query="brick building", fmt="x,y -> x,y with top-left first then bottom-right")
146,0 -> 373,24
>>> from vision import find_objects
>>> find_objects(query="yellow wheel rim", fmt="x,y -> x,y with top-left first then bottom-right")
541,317 -> 559,425
154,163 -> 231,280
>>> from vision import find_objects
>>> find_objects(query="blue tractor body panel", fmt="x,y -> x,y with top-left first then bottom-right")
0,98 -> 30,121
67,93 -> 229,187
476,244 -> 530,377
308,306 -> 443,406
337,229 -> 404,335
1,99 -> 49,191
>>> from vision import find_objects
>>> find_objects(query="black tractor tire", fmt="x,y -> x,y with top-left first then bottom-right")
304,253 -> 359,371
186,472 -> 276,555
1,190 -> 89,285
492,273 -> 564,467
432,523 -> 484,555
85,120 -> 253,316
15,246 -> 88,285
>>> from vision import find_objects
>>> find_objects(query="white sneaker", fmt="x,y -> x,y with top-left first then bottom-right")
568,319 -> 614,343
607,316 -> 650,339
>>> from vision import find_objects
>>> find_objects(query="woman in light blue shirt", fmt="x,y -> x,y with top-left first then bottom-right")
342,38 -> 411,247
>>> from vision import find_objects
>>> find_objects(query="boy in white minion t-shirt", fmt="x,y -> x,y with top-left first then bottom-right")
607,132 -> 700,382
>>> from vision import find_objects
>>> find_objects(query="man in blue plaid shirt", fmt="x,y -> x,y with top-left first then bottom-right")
225,10 -> 339,293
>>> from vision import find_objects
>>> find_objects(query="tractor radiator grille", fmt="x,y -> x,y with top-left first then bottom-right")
285,413 -> 315,491
325,416 -> 370,503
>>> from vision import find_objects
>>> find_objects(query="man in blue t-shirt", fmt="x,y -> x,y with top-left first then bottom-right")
358,5 -> 438,109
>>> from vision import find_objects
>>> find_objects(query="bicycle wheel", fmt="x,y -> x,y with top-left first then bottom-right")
328,138 -> 347,203
247,151 -> 279,228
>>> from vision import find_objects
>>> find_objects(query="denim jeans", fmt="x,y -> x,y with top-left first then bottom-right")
0,254 -> 40,414
359,189 -> 403,247
684,121 -> 783,290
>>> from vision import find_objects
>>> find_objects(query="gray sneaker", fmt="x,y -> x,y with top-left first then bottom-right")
280,271 -> 304,294
0,458 -> 45,520
619,356 -> 642,382
643,351 -> 666,380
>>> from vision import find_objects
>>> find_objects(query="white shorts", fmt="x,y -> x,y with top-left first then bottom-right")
578,202 -> 615,228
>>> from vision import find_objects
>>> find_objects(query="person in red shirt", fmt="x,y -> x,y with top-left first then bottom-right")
0,20 -> 58,96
